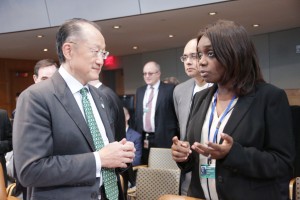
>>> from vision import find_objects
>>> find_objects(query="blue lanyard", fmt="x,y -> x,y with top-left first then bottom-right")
208,90 -> 236,143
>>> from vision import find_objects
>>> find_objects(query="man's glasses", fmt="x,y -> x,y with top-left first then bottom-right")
90,49 -> 109,59
143,72 -> 158,76
68,41 -> 109,59
180,53 -> 198,62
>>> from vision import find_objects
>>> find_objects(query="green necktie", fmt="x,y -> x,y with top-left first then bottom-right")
80,88 -> 119,200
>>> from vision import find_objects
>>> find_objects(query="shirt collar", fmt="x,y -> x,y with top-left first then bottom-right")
59,66 -> 87,94
147,80 -> 160,90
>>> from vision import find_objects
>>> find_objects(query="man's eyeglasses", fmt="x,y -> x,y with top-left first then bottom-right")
68,41 -> 109,59
143,72 -> 158,76
180,53 -> 198,62
90,49 -> 109,59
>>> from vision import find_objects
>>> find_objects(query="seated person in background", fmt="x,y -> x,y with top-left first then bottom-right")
124,107 -> 142,166
163,76 -> 180,85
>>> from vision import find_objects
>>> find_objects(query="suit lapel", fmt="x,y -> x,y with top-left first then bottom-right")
51,72 -> 95,150
221,89 -> 255,143
193,86 -> 216,142
155,82 -> 165,111
89,86 -> 115,142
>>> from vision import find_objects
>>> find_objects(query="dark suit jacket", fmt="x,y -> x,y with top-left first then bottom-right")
13,72 -> 123,200
135,81 -> 179,148
126,128 -> 142,166
0,109 -> 12,186
180,83 -> 295,200
97,84 -> 126,141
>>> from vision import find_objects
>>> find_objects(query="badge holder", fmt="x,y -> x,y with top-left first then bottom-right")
144,133 -> 149,149
200,158 -> 215,179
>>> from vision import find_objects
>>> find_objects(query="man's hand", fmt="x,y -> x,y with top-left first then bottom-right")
171,136 -> 191,163
99,138 -> 136,168
191,133 -> 233,160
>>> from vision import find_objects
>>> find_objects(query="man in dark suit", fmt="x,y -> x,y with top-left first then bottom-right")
135,61 -> 179,164
13,18 -> 135,200
89,79 -> 126,142
0,109 -> 12,187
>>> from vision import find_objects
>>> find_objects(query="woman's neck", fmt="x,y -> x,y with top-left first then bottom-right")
217,84 -> 235,101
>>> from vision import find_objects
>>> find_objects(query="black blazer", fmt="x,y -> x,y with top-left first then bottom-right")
97,84 -> 126,141
135,81 -> 179,147
180,83 -> 295,200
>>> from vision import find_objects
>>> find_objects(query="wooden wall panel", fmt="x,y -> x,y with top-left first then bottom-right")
0,58 -> 37,118
285,89 -> 300,106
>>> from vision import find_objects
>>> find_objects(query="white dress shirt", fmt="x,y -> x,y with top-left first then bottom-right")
143,81 -> 160,132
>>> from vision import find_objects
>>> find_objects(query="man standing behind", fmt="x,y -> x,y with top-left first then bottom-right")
89,79 -> 126,142
173,38 -> 211,195
13,18 -> 135,200
33,59 -> 58,83
135,61 -> 179,164
11,59 -> 58,119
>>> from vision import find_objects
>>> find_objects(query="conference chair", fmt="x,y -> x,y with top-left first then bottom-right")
128,167 -> 180,200
0,164 -> 19,200
158,194 -> 204,200
147,148 -> 179,170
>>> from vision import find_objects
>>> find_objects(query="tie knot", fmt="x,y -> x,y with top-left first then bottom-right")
80,87 -> 88,97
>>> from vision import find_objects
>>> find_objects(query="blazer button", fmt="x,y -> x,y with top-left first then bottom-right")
91,191 -> 98,199
217,176 -> 223,183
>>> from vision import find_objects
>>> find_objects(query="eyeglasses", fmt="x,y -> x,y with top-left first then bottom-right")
68,41 -> 109,59
180,53 -> 198,62
90,49 -> 109,59
143,72 -> 158,76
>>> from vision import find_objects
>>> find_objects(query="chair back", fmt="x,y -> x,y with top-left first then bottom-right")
135,168 -> 180,200
0,164 -> 7,200
148,148 -> 179,170
158,194 -> 204,200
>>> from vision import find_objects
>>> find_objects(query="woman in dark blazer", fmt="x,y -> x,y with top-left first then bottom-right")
171,20 -> 295,200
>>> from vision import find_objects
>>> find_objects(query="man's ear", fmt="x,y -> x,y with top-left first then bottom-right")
33,75 -> 38,83
62,43 -> 73,60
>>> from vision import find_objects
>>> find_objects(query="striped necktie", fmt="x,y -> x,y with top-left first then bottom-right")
145,86 -> 154,132
80,88 -> 118,200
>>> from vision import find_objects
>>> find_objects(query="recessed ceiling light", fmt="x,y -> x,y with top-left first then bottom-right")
209,12 -> 217,16
113,25 -> 121,29
37,35 -> 44,38
133,46 -> 138,50
253,24 -> 260,27
43,48 -> 48,52
169,35 -> 174,38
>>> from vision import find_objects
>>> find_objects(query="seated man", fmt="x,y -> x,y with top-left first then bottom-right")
124,107 -> 142,166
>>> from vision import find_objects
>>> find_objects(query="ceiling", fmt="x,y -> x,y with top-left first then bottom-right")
0,0 -> 300,61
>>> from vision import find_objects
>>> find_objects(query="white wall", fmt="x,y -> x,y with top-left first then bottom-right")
0,0 -> 226,33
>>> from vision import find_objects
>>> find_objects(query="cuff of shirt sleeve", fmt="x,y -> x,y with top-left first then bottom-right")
94,151 -> 102,177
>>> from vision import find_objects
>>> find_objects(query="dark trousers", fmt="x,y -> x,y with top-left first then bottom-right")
141,132 -> 156,165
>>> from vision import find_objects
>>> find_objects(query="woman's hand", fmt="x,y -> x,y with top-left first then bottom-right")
192,133 -> 233,160
171,136 -> 192,162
